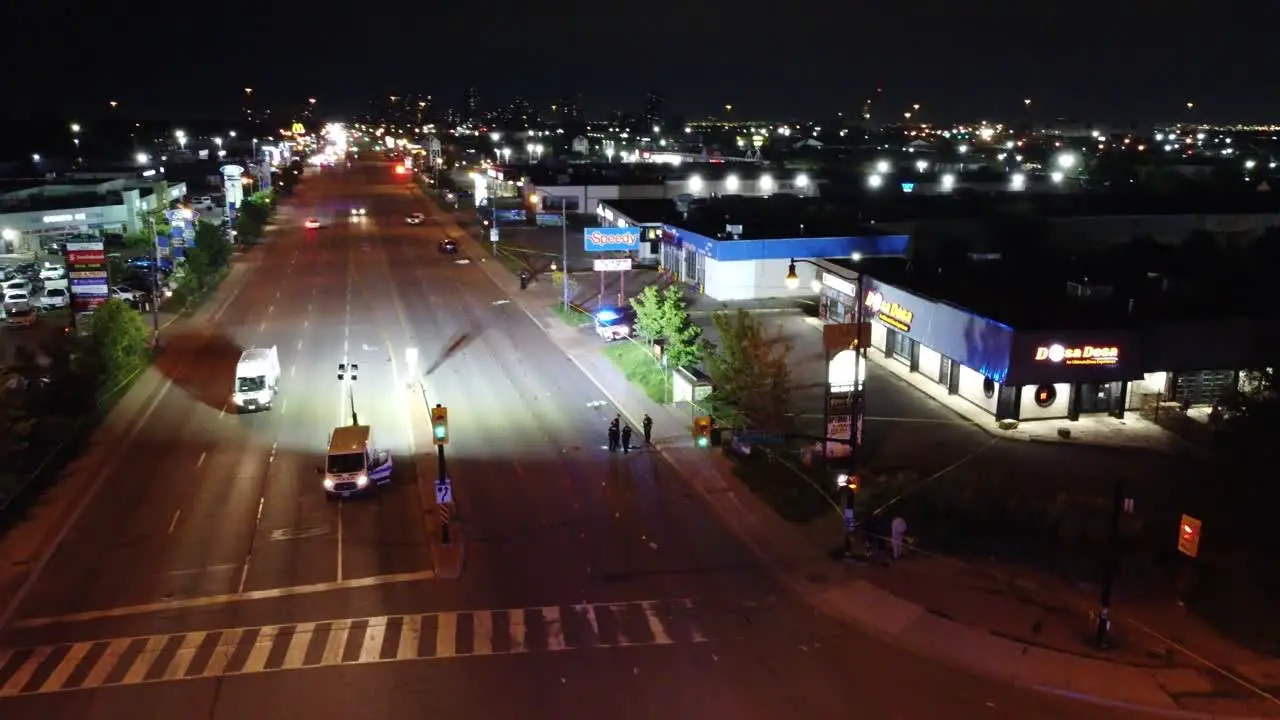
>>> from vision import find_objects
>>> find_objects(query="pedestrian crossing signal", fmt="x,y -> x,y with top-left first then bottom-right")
1177,514 -> 1202,558
693,416 -> 712,448
431,404 -> 449,445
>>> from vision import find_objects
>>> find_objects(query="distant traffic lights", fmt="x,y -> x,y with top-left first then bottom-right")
431,404 -> 449,445
692,416 -> 713,448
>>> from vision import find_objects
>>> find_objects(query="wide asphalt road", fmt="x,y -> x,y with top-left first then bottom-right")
0,163 -> 1155,719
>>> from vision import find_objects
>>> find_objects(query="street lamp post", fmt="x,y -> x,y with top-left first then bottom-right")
787,257 -> 867,556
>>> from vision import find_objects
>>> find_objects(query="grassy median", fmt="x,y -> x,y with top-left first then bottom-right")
550,302 -> 592,327
602,341 -> 668,403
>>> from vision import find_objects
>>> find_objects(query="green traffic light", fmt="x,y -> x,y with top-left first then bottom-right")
697,436 -> 708,448
434,425 -> 446,439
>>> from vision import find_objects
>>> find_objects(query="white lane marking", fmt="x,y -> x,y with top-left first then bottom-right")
303,320 -> 309,329
258,320 -> 266,332
219,404 -> 227,420
238,561 -> 251,594
280,399 -> 287,416
269,442 -> 277,463
168,509 -> 181,534
197,451 -> 206,468
268,305 -> 274,314
297,339 -> 303,350
290,364 -> 296,378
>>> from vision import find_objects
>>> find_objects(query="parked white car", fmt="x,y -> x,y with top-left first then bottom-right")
110,286 -> 139,301
2,279 -> 32,296
38,264 -> 66,281
37,287 -> 70,309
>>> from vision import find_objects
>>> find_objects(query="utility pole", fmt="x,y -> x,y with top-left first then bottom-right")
561,196 -> 569,311
1096,478 -> 1126,647
149,212 -> 160,340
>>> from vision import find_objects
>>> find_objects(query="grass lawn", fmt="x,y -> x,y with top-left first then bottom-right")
602,340 -> 667,403
550,302 -> 592,326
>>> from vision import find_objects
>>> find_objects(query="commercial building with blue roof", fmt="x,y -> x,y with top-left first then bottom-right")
597,196 -> 909,301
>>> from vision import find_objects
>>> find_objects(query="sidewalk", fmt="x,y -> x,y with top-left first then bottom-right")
420,194 -> 1280,719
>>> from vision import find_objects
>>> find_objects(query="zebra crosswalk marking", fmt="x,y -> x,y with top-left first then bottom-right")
398,615 -> 421,659
473,611 -> 493,655
358,619 -> 386,662
0,598 -> 710,699
542,607 -> 567,651
435,613 -> 456,657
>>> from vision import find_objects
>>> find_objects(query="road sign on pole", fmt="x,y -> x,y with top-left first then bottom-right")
435,477 -> 453,505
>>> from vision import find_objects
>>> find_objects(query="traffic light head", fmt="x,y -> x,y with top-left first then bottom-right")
430,405 -> 449,445
693,416 -> 712,448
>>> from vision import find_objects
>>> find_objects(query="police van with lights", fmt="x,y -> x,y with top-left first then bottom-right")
593,307 -> 635,342
319,425 -> 393,498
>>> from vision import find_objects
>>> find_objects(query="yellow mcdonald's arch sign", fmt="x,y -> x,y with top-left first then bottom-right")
291,122 -> 306,135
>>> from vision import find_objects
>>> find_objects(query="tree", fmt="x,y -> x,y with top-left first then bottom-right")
193,221 -> 231,269
701,310 -> 792,430
85,299 -> 149,396
630,285 -> 702,368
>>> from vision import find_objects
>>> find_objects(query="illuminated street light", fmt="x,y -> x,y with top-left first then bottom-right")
688,174 -> 703,193
214,136 -> 223,148
135,152 -> 149,165
725,174 -> 740,192
1009,172 -> 1027,191
1056,152 -> 1077,169
759,174 -> 774,193
915,159 -> 928,172
70,123 -> 81,133
175,129 -> 187,150
1050,171 -> 1065,184
875,159 -> 890,174
785,263 -> 800,290
940,173 -> 955,191
795,173 -> 809,188
867,174 -> 884,189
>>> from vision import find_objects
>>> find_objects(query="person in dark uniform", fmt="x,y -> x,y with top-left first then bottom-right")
642,414 -> 652,445
519,270 -> 531,289
621,425 -> 633,453
608,417 -> 620,452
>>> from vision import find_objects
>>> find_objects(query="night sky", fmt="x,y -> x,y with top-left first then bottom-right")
4,0 -> 1279,124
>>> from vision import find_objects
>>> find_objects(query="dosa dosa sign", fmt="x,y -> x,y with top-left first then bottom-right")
583,227 -> 641,252
1034,343 -> 1119,367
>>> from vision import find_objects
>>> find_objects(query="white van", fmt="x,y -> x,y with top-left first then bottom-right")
319,425 -> 393,498
231,346 -> 280,412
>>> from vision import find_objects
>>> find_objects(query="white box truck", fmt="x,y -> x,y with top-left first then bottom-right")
232,346 -> 280,412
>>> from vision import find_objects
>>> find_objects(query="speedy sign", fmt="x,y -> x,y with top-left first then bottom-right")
583,227 -> 641,252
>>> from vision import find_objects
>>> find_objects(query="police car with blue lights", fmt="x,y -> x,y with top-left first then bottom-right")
593,307 -> 636,342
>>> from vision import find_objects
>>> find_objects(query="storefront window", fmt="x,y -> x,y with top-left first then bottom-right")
1033,384 -> 1056,408
983,378 -> 996,399
891,330 -> 911,361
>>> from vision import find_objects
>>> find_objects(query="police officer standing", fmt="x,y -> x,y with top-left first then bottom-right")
621,425 -> 633,454
608,416 -> 621,452
641,414 -> 653,445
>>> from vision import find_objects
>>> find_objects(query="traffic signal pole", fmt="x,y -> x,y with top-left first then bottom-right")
437,444 -> 450,545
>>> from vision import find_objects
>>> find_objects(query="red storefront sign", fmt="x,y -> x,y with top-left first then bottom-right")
67,249 -> 106,265
72,296 -> 109,313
